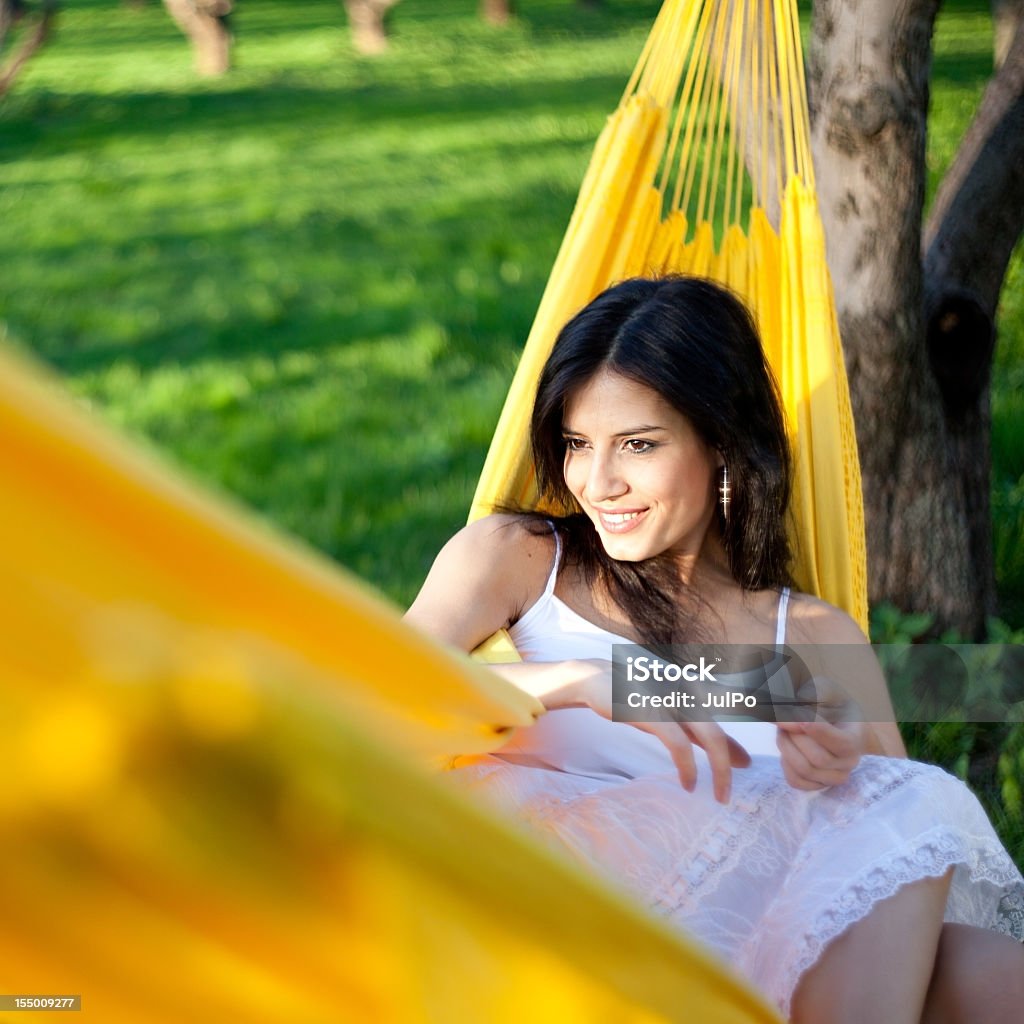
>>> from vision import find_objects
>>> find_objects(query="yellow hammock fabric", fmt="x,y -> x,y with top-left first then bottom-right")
470,0 -> 868,635
0,348 -> 782,1023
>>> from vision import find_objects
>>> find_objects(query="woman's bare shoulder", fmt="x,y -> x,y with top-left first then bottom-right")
441,513 -> 556,583
785,591 -> 869,645
404,514 -> 556,650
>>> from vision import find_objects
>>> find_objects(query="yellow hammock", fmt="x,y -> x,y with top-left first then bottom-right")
471,0 -> 867,637
0,0 -> 861,1020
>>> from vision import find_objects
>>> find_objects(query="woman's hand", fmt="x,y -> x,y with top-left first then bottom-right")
574,659 -> 751,804
490,657 -> 750,802
775,718 -> 867,791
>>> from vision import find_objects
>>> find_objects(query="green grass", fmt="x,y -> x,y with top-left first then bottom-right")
1,0 -> 665,599
2,0 -> 1019,609
2,0 -> 1020,613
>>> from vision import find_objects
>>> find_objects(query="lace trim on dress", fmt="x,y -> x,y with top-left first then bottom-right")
774,834 -> 1024,1018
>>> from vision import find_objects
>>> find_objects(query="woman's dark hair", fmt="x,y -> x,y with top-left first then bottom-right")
528,275 -> 793,644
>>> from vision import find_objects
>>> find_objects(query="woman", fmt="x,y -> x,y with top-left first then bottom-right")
405,277 -> 1024,1023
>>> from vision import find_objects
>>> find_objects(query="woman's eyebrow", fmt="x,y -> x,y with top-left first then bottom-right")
561,424 -> 667,436
610,424 -> 667,437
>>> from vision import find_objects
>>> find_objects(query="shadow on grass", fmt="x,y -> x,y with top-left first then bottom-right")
0,70 -> 625,159
1,166 -> 568,377
516,0 -> 662,40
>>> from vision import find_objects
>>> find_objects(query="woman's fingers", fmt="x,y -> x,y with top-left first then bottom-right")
776,727 -> 858,789
684,721 -> 748,803
776,730 -> 829,789
778,719 -> 863,756
639,722 -> 698,791
782,727 -> 858,772
636,721 -> 748,803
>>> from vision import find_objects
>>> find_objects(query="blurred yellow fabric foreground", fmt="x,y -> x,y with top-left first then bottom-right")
0,0 -> 852,1014
0,347 -> 782,1022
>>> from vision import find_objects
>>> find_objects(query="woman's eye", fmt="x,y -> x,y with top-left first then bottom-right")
564,436 -> 589,452
625,439 -> 655,453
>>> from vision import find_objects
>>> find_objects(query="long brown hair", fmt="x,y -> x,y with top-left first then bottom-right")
527,276 -> 793,644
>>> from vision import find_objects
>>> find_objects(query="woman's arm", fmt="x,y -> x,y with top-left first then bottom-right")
775,596 -> 907,790
405,516 -> 606,711
787,597 -> 907,757
405,517 -> 749,801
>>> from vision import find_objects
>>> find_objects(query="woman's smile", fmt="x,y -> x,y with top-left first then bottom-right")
595,507 -> 649,533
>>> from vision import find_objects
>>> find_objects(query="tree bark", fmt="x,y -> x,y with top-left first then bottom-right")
807,0 -> 992,631
993,0 -> 1022,68
344,0 -> 398,55
804,0 -> 1024,633
161,0 -> 231,76
480,0 -> 513,25
0,0 -> 57,98
924,20 -> 1024,321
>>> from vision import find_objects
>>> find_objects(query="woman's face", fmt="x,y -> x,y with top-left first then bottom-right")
562,368 -> 721,563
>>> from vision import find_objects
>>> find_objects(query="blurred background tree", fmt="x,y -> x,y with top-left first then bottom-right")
162,0 -> 232,74
0,0 -> 57,96
343,0 -> 398,54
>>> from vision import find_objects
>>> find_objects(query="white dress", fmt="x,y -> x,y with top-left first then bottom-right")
449,533 -> 1024,1017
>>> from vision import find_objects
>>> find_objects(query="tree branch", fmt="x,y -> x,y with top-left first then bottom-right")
993,0 -> 1023,68
922,18 -> 1024,411
923,19 -> 1024,316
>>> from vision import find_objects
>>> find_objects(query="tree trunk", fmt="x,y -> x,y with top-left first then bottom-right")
344,0 -> 398,55
480,0 -> 513,26
808,0 -> 1024,635
807,0 -> 988,632
0,0 -> 58,98
161,0 -> 231,76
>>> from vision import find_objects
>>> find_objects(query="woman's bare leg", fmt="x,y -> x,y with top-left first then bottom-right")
921,923 -> 1024,1024
790,870 -> 953,1024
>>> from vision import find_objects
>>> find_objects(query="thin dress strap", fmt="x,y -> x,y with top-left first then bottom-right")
541,522 -> 562,598
775,586 -> 791,649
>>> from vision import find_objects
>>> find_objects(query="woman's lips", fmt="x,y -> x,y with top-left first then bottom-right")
595,508 -> 649,534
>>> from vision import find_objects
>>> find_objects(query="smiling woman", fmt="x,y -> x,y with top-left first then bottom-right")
525,276 -> 794,647
405,276 -> 1024,1024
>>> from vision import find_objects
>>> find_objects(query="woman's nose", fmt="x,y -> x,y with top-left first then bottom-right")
587,451 -> 628,501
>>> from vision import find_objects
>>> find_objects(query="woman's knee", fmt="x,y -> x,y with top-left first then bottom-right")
923,923 -> 1024,1024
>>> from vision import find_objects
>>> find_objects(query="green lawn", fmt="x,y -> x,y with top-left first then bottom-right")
2,0 -> 1022,858
1,0 -> 673,601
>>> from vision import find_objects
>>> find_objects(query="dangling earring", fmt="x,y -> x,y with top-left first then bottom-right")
719,465 -> 730,522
